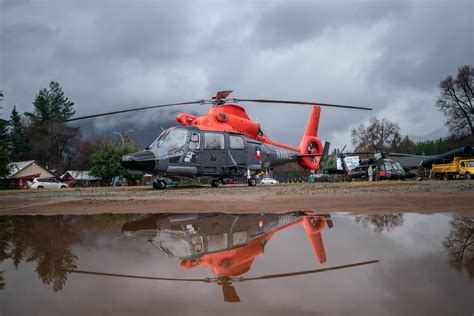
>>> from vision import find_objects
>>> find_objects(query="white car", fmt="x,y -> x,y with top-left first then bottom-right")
28,178 -> 68,189
260,178 -> 279,185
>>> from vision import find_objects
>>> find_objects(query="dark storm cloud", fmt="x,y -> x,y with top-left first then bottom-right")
370,1 -> 474,90
0,0 -> 472,149
252,1 -> 409,49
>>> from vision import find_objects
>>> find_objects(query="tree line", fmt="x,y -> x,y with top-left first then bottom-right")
0,82 -> 139,184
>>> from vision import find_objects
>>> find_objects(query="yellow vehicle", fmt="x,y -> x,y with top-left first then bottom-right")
431,157 -> 474,180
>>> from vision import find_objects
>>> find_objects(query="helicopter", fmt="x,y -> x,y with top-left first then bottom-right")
66,211 -> 379,303
65,91 -> 372,189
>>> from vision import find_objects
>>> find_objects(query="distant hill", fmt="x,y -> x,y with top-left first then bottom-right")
76,110 -> 185,148
408,128 -> 449,143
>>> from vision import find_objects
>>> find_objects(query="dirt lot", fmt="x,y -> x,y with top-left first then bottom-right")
0,180 -> 472,215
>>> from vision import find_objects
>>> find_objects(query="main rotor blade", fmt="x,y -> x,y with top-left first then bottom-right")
65,269 -> 208,282
63,100 -> 205,122
234,98 -> 372,111
240,260 -> 379,281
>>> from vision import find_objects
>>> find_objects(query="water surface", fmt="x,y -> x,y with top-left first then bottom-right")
0,212 -> 472,315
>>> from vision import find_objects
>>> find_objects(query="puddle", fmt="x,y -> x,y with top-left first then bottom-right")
0,212 -> 473,315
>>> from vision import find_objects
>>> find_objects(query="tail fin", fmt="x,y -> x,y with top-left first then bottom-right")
300,106 -> 321,143
302,216 -> 327,264
298,106 -> 323,170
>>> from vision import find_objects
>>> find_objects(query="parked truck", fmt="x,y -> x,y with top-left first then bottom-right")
431,157 -> 474,180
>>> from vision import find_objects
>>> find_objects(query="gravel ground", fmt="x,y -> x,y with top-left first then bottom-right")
0,180 -> 472,215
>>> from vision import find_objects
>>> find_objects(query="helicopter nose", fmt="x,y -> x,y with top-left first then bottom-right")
121,151 -> 156,173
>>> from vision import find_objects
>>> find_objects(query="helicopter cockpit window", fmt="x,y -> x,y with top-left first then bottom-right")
384,162 -> 393,171
159,129 -> 188,148
232,231 -> 248,246
229,135 -> 245,150
204,133 -> 225,150
148,130 -> 169,148
189,132 -> 200,150
156,229 -> 192,258
207,233 -> 228,252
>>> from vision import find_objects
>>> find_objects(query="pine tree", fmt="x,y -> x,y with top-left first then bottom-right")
23,82 -> 79,172
0,121 -> 10,179
26,81 -> 75,123
8,106 -> 31,161
0,91 -> 11,180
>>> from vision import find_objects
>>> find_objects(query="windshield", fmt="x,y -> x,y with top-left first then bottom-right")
466,161 -> 474,167
156,229 -> 192,258
148,130 -> 168,148
149,129 -> 189,149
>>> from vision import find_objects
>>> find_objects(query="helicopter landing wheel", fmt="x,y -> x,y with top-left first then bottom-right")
210,179 -> 220,187
248,178 -> 257,187
153,180 -> 167,190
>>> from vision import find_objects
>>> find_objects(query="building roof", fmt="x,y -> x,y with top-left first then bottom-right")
5,160 -> 55,179
7,160 -> 35,175
7,160 -> 36,178
61,171 -> 101,181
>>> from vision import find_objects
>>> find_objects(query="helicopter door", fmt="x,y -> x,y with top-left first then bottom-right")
183,131 -> 200,165
226,134 -> 247,175
199,132 -> 227,175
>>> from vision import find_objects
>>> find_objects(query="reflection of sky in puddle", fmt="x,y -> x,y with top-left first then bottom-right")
0,213 -> 473,315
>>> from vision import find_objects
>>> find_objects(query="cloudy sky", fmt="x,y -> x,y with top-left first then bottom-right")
1,0 -> 473,149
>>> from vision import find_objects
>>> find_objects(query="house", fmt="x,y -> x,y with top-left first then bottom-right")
4,160 -> 56,189
60,171 -> 102,187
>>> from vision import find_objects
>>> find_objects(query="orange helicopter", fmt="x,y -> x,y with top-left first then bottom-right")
67,212 -> 379,302
66,91 -> 372,189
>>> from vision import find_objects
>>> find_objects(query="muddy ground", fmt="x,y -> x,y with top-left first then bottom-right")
0,180 -> 472,215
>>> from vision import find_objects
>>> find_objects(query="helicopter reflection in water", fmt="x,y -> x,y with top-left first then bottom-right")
69,212 -> 378,302
3,213 -> 472,308
123,212 -> 332,275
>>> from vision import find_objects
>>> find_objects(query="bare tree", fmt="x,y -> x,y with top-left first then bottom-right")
351,117 -> 400,152
436,65 -> 474,136
443,216 -> 474,279
70,136 -> 106,170
355,214 -> 405,234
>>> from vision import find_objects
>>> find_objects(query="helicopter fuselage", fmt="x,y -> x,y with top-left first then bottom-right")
121,126 -> 300,181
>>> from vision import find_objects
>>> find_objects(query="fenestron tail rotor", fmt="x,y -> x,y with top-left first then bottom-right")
65,259 -> 378,303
